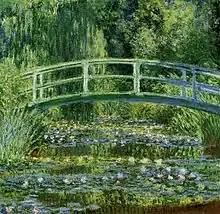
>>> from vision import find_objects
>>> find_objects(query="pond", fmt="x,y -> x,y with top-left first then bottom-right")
0,118 -> 219,213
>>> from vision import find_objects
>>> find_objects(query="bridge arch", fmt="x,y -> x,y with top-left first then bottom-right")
22,58 -> 220,114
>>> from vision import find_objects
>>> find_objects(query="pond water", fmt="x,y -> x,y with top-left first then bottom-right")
0,118 -> 219,213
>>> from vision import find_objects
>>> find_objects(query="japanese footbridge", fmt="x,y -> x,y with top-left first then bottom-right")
22,58 -> 220,114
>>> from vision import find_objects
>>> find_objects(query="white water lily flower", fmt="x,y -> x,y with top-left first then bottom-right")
178,174 -> 185,180
179,168 -> 187,175
81,176 -> 87,183
157,174 -> 163,178
102,176 -> 108,181
44,134 -> 48,139
168,175 -> 173,180
165,167 -> 171,173
22,180 -> 28,188
120,139 -> 126,144
37,177 -> 43,183
33,207 -> 39,214
188,172 -> 197,179
63,178 -> 71,184
117,172 -> 124,179
87,204 -> 101,211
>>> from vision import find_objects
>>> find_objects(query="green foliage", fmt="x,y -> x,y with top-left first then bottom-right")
0,61 -> 23,111
133,0 -> 165,31
0,108 -> 44,163
0,60 -> 33,121
94,101 -> 131,120
208,0 -> 220,68
169,107 -> 203,137
129,102 -> 175,124
0,60 -> 45,163
131,28 -> 158,59
0,0 -> 107,67
169,94 -> 220,155
1,0 -> 220,125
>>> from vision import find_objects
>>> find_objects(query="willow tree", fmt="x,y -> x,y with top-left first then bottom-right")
0,0 -> 110,121
0,0 -> 106,67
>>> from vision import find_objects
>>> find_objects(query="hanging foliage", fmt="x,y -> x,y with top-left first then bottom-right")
0,0 -> 106,67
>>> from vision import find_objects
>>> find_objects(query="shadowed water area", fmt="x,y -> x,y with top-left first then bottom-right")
0,118 -> 219,213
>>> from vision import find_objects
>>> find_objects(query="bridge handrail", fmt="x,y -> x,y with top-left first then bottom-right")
22,58 -> 220,77
21,58 -> 220,114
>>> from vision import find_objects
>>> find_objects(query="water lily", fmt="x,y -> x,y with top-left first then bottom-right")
165,167 -> 172,173
149,177 -> 156,183
195,176 -> 201,181
44,134 -> 48,139
178,174 -> 185,180
80,176 -> 87,183
102,176 -> 108,181
117,172 -> 124,179
167,175 -> 173,180
37,177 -> 43,183
188,172 -> 197,179
157,173 -> 163,178
63,178 -> 71,184
120,139 -> 126,144
22,180 -> 28,188
33,206 -> 39,214
178,168 -> 187,175
87,204 -> 101,211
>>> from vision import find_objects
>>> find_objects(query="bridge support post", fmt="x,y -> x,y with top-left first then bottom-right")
83,61 -> 89,94
192,69 -> 197,100
33,73 -> 37,102
39,73 -> 43,100
181,69 -> 187,98
133,62 -> 141,94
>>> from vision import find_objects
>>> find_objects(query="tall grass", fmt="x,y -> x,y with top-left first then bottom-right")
169,95 -> 220,156
0,60 -> 45,163
0,108 -> 44,163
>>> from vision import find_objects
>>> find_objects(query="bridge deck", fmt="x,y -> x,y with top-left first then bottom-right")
22,58 -> 220,115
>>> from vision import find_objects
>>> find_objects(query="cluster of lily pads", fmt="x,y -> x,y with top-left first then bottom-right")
0,119 -> 219,213
0,198 -> 101,213
0,154 -> 219,212
42,120 -> 203,160
44,121 -> 201,149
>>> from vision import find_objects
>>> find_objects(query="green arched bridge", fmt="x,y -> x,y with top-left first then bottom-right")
22,58 -> 220,114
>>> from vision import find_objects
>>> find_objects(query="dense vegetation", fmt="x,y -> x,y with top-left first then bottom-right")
0,0 -> 220,212
1,0 -> 220,152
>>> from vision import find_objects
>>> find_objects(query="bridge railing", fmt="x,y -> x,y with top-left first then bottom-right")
22,58 -> 220,107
